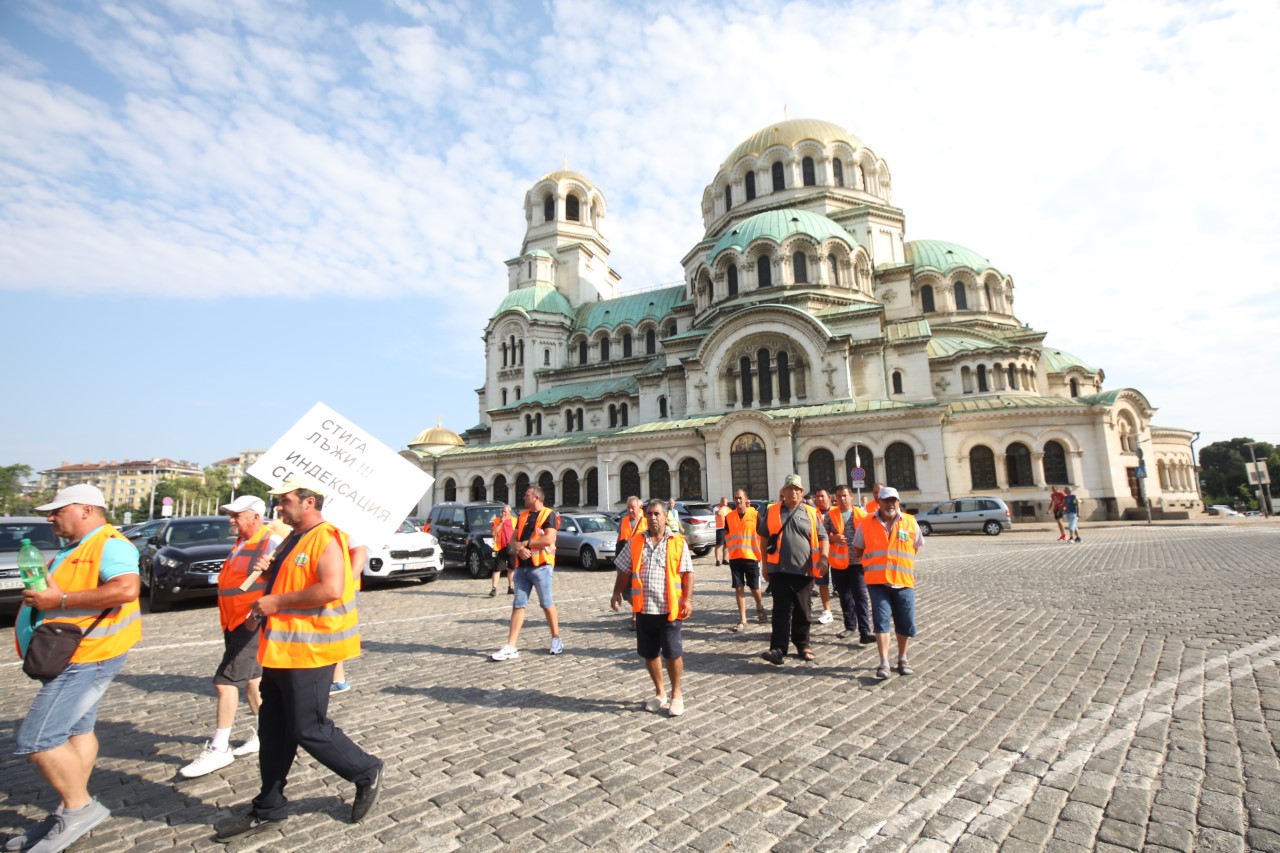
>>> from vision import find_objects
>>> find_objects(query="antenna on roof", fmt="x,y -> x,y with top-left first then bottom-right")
563,156 -> 568,170
783,104 -> 789,120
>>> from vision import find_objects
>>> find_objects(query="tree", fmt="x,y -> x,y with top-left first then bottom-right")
0,464 -> 33,514
1199,437 -> 1278,509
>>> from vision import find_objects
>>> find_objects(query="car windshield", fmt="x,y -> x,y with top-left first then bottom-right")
467,506 -> 502,528
167,521 -> 236,544
574,515 -> 618,534
0,522 -> 62,552
398,520 -> 419,534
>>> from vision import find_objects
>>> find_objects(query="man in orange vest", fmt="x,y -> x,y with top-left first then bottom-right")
864,482 -> 884,516
812,489 -> 838,625
828,485 -> 874,644
490,486 -> 562,660
615,496 -> 647,632
180,495 -> 282,779
725,488 -> 766,630
850,486 -> 924,680
757,474 -> 828,666
488,504 -> 516,597
610,499 -> 694,717
12,484 -> 140,852
713,496 -> 730,566
216,477 -> 383,841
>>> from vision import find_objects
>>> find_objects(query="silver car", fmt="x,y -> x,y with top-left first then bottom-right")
0,517 -> 65,612
672,501 -> 716,555
555,512 -> 620,570
917,497 -> 1012,536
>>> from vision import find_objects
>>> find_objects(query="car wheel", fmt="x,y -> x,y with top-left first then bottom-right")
918,521 -> 932,536
149,582 -> 171,613
466,548 -> 485,579
580,547 -> 597,571
983,521 -> 1003,536
692,546 -> 712,557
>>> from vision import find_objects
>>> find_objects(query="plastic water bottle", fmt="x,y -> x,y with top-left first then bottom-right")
18,538 -> 48,592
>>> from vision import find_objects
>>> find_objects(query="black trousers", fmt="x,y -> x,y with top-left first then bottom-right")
769,573 -> 814,653
252,664 -> 382,820
831,565 -> 873,634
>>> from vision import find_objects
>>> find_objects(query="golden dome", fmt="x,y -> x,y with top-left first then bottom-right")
723,118 -> 864,167
409,418 -> 464,453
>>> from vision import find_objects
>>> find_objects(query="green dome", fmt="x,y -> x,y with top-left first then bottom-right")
1040,347 -> 1097,373
905,240 -> 992,274
723,118 -> 864,166
527,249 -> 553,259
709,209 -> 854,263
492,283 -> 573,318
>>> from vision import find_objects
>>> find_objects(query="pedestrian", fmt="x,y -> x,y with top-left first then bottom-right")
864,482 -> 884,515
758,474 -> 829,665
331,534 -> 366,694
488,504 -> 515,596
610,499 -> 694,717
616,496 -> 647,632
9,485 -> 141,853
850,486 -> 924,679
666,497 -> 680,533
1063,487 -> 1081,543
725,488 -> 767,630
812,489 -> 837,625
713,497 -> 730,566
179,495 -> 282,779
827,485 -> 874,644
1050,487 -> 1067,540
490,486 -> 563,660
215,476 -> 383,842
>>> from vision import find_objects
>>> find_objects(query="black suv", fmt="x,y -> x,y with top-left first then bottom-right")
139,515 -> 236,612
426,502 -> 504,578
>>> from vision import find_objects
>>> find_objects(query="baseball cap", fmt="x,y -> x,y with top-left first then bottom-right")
877,486 -> 900,501
220,495 -> 266,516
267,474 -> 328,497
35,484 -> 107,511
782,473 -> 804,490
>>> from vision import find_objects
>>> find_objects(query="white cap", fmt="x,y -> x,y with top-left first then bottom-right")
36,483 -> 107,511
877,486 -> 900,501
220,495 -> 266,516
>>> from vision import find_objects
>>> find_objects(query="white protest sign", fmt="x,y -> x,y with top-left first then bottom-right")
248,402 -> 434,546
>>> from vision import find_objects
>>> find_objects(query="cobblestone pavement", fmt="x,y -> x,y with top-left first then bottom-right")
2,523 -> 1279,852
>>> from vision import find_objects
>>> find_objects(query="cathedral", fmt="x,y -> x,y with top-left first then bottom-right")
405,118 -> 1200,521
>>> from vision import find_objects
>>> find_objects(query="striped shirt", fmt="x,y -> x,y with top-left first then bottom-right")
614,529 -> 694,615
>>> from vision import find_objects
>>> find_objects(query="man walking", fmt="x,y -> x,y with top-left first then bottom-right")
713,497 -> 730,566
616,496 -> 647,632
179,496 -> 282,778
812,489 -> 837,625
1063,487 -> 1082,543
1050,487 -> 1067,541
488,504 -> 515,596
826,485 -> 874,644
758,474 -> 828,665
725,488 -> 766,631
850,486 -> 923,679
215,477 -> 383,841
9,485 -> 141,853
610,499 -> 694,717
490,486 -> 562,660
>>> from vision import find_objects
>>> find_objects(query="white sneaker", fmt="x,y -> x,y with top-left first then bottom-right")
232,733 -> 260,757
818,609 -> 833,624
549,637 -> 565,655
179,742 -> 234,778
490,645 -> 519,661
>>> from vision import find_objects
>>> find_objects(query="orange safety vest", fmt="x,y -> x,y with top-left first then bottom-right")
628,531 -> 687,622
218,525 -> 275,631
23,525 -> 141,664
765,502 -> 823,577
865,499 -> 880,516
516,506 -> 557,567
258,522 -> 360,669
491,516 -> 514,553
725,507 -> 761,561
860,512 -> 919,588
825,505 -> 868,570
714,505 -> 730,530
617,513 -> 648,544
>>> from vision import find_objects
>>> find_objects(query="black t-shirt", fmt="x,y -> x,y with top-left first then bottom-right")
516,508 -> 561,568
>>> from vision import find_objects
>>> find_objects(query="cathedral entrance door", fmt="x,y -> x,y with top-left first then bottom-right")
731,433 -> 770,500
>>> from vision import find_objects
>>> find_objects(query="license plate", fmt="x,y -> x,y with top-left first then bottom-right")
208,574 -> 220,584
0,578 -> 23,590
401,562 -> 430,572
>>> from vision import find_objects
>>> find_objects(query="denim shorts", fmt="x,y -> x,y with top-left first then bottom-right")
1066,512 -> 1079,531
512,565 -> 554,609
868,586 -> 917,637
15,653 -> 128,755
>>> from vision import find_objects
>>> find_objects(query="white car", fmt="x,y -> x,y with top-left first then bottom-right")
362,520 -> 442,584
1206,505 -> 1242,517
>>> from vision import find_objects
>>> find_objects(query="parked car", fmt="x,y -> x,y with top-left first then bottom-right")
556,512 -> 620,570
0,517 -> 65,612
426,501 -> 505,578
123,517 -> 166,552
673,501 -> 716,555
138,516 -> 237,612
1206,505 -> 1242,517
916,497 -> 1012,536
1243,510 -> 1263,518
363,519 -> 442,584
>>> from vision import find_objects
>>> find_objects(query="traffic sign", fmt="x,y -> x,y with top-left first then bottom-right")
850,467 -> 865,481
852,479 -> 865,489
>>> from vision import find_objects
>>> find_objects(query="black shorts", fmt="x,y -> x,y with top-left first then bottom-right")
213,623 -> 262,687
635,613 -> 683,660
715,528 -> 726,546
1053,509 -> 1064,520
729,558 -> 761,590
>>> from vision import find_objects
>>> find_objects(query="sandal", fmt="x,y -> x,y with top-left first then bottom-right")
799,648 -> 816,662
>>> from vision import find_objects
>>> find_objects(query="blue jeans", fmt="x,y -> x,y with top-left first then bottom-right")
512,565 -> 554,609
869,586 -> 917,637
16,653 -> 128,754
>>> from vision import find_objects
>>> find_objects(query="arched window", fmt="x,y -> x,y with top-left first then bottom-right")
846,445 -> 875,488
509,334 -> 516,359
665,321 -> 677,337
649,460 -> 670,500
562,470 -> 580,507
470,476 -> 486,502
771,161 -> 785,192
566,194 -> 580,222
1043,440 -> 1070,485
543,348 -> 550,366
777,352 -> 791,401
1069,378 -> 1080,397
576,408 -> 584,430
578,339 -> 587,364
828,254 -> 839,286
518,340 -> 524,365
658,396 -> 667,418
514,472 -> 530,501
678,458 -> 703,500
857,164 -> 866,189
645,329 -> 656,354
501,388 -> 508,405
793,252 -> 807,283
619,403 -> 629,426
535,413 -> 542,435
1006,442 -> 1034,487
921,285 -> 935,313
501,341 -> 507,367
731,433 -> 769,499
608,404 -> 617,428
833,159 -> 844,186
444,478 -> 457,502
739,356 -> 754,407
543,195 -> 554,223
808,448 -> 836,493
564,409 -> 574,431
961,366 -> 973,394
528,261 -> 532,278
757,256 -> 772,288
727,264 -> 739,296
514,385 -> 521,399
622,332 -> 632,358
892,371 -> 904,394
757,348 -> 773,405
1007,364 -> 1018,390
885,442 -> 918,491
723,184 -> 732,211
585,468 -> 598,507
969,446 -> 997,489
953,281 -> 968,310
984,282 -> 993,309
599,337 -> 610,361
537,471 -> 556,506
524,414 -> 533,436
745,171 -> 756,200
493,474 -> 508,506
977,365 -> 989,392
619,462 -> 640,501
802,157 -> 816,186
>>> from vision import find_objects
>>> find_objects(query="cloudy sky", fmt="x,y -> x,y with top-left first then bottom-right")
2,0 -> 1277,478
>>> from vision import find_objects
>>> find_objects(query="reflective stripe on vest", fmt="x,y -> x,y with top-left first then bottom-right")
860,512 -> 918,588
764,503 -> 822,576
218,526 -> 274,631
725,508 -> 760,561
516,506 -> 556,567
38,525 -> 141,663
258,522 -> 360,669
628,531 -> 686,622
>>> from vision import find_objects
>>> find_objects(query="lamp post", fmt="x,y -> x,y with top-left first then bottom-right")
1244,442 -> 1272,517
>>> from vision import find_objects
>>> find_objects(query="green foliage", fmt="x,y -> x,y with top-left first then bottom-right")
1199,437 -> 1277,509
0,464 -> 34,514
